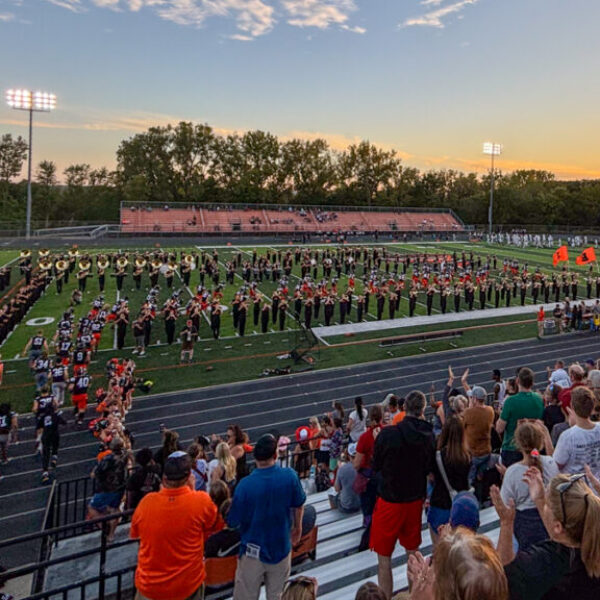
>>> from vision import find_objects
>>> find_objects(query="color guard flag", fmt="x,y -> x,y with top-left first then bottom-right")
553,246 -> 569,267
576,247 -> 597,265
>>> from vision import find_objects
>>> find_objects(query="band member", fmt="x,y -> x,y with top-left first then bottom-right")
376,291 -> 385,321
180,319 -> 197,363
77,262 -> 91,292
210,302 -> 221,340
132,264 -> 143,290
181,259 -> 192,287
324,296 -> 335,327
253,295 -> 261,327
304,298 -> 313,329
163,300 -> 178,344
238,298 -> 248,337
260,302 -> 270,334
278,300 -> 287,331
453,285 -> 461,313
495,280 -> 502,308
440,286 -> 449,314
115,306 -> 129,350
426,284 -> 436,316
409,288 -> 418,317
114,264 -> 127,292
357,294 -> 365,322
271,290 -> 280,324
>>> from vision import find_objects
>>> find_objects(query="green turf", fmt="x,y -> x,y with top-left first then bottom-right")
0,240 -> 589,414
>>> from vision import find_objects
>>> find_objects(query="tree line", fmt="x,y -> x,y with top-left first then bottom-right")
1,123 -> 600,229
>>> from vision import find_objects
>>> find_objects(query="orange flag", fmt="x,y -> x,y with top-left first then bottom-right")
553,245 -> 569,267
576,247 -> 597,265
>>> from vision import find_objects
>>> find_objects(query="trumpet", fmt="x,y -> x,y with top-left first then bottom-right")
116,257 -> 129,269
55,259 -> 68,272
38,249 -> 50,258
20,249 -> 31,259
135,257 -> 147,269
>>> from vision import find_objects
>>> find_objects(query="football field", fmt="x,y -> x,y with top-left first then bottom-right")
0,240 -> 592,413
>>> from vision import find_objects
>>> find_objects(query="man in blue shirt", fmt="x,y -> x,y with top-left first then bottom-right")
228,433 -> 306,600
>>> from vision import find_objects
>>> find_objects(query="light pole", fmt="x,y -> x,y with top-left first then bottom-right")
5,89 -> 57,239
483,142 -> 502,236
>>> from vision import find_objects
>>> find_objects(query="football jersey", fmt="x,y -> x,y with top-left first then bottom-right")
71,375 -> 90,395
57,340 -> 72,356
50,365 -> 66,382
30,336 -> 45,351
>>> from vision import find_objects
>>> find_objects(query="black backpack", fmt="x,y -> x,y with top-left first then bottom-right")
95,454 -> 127,493
315,466 -> 331,492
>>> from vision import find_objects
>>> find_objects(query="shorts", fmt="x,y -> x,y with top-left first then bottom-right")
72,393 -> 88,411
135,335 -> 145,347
92,333 -> 101,342
370,497 -> 424,556
89,491 -> 122,512
426,505 -> 451,534
29,350 -> 42,362
73,364 -> 86,375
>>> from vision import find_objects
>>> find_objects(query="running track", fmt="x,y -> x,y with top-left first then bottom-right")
1,331 -> 599,567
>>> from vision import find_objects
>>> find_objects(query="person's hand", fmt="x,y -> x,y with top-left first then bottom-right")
430,383 -> 435,393
585,464 -> 600,495
523,467 -> 545,503
448,366 -> 454,379
437,522 -> 452,539
490,485 -> 516,525
408,553 -> 434,600
291,524 -> 302,546
407,552 -> 427,587
495,463 -> 507,477
461,368 -> 469,381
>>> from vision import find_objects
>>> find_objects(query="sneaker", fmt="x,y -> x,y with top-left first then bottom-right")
132,349 -> 139,355
139,351 -> 145,356
41,472 -> 50,484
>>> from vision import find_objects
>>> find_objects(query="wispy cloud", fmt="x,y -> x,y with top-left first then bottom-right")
402,0 -> 478,29
46,0 -> 86,12
0,12 -> 15,21
282,0 -> 358,30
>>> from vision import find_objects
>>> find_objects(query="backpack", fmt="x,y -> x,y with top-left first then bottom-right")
94,454 -> 126,493
315,466 -> 331,492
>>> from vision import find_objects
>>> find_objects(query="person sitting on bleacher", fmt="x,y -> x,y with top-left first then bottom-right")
328,443 -> 360,513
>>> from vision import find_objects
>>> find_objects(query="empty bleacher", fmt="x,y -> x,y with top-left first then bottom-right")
120,203 -> 464,235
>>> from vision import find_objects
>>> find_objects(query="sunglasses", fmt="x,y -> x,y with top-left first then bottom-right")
283,576 -> 318,597
557,473 -> 588,525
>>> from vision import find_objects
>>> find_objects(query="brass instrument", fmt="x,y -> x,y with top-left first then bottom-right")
19,249 -> 31,259
182,254 -> 194,266
116,257 -> 129,269
55,259 -> 68,272
38,249 -> 50,258
78,258 -> 92,271
135,257 -> 147,269
166,261 -> 177,272
68,248 -> 79,259
97,256 -> 110,270
151,258 -> 163,270
39,258 -> 53,271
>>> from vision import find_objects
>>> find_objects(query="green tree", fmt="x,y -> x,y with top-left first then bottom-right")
0,134 -> 28,182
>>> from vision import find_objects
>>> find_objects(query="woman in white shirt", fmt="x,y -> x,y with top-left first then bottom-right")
347,396 -> 367,442
500,421 -> 557,549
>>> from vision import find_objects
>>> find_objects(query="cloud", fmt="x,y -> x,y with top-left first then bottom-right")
341,23 -> 365,34
282,0 -> 356,29
0,12 -> 15,21
402,0 -> 478,29
45,0 -> 86,12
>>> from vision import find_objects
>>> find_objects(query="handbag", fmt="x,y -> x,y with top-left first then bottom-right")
436,450 -> 458,501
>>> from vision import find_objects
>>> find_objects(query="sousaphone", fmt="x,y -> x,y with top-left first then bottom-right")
116,257 -> 129,270
55,259 -> 68,272
68,248 -> 79,259
38,249 -> 50,259
135,256 -> 147,269
39,258 -> 53,271
19,249 -> 31,259
97,256 -> 110,270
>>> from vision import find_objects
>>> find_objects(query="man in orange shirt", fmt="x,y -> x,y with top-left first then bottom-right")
131,451 -> 219,600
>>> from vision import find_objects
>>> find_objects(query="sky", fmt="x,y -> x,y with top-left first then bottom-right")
1,0 -> 600,181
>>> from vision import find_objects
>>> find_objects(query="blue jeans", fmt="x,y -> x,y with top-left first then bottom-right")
469,454 -> 490,486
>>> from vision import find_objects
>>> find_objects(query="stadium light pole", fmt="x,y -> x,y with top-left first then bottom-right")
5,89 -> 57,239
483,142 -> 502,236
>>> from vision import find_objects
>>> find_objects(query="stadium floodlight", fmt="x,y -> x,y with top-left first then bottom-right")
5,89 -> 57,239
483,142 -> 502,236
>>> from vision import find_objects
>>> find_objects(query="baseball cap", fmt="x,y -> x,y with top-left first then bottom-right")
450,492 -> 480,532
347,443 -> 358,457
253,434 -> 277,461
163,451 -> 191,481
471,386 -> 487,401
295,426 -> 311,442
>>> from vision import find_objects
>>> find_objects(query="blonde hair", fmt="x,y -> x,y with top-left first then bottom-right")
281,577 -> 316,600
514,422 -> 544,476
434,527 -> 508,600
547,475 -> 600,578
216,442 -> 236,482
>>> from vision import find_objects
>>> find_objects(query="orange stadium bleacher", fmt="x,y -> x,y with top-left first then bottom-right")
120,205 -> 463,234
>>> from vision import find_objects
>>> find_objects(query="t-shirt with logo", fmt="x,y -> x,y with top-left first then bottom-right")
554,423 -> 600,479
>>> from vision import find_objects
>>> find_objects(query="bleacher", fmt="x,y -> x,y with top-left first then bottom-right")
120,203 -> 465,235
30,485 -> 500,600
